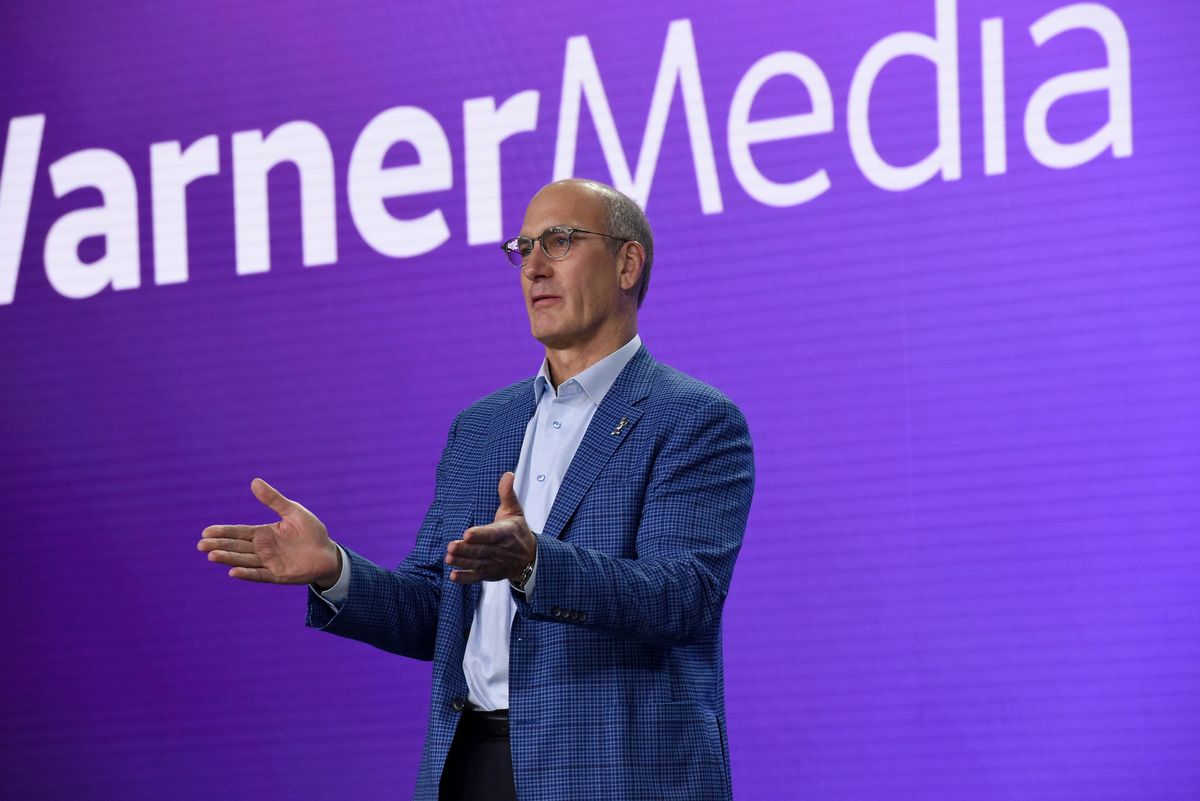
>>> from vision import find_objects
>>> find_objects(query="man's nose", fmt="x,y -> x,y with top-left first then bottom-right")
522,246 -> 552,280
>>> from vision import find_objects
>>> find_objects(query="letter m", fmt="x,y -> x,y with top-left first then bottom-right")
553,19 -> 723,213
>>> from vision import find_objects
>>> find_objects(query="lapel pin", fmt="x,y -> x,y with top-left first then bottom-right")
611,417 -> 628,435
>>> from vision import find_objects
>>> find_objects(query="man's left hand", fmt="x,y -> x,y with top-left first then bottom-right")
445,471 -> 536,584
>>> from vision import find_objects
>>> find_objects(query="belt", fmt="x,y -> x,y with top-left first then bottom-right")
461,707 -> 509,739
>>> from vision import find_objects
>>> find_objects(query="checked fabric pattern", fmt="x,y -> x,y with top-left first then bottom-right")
306,346 -> 755,800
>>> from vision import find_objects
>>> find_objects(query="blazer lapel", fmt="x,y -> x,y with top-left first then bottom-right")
482,385 -> 537,488
540,346 -> 657,541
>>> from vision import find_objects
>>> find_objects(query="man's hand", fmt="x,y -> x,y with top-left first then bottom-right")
445,471 -> 536,584
197,478 -> 341,588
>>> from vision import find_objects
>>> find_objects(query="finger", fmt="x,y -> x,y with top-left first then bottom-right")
449,569 -> 483,584
445,540 -> 494,560
444,553 -> 488,571
197,537 -> 255,554
496,471 -> 523,517
201,525 -> 259,541
250,477 -> 292,518
463,520 -> 520,544
207,550 -> 264,569
228,566 -> 279,583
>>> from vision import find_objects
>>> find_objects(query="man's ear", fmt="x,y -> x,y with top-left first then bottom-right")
617,241 -> 646,293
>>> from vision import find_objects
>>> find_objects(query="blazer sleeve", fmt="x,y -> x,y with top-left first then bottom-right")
513,394 -> 754,645
303,413 -> 462,660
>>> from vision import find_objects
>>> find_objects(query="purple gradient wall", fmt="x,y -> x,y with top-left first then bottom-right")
1,1 -> 1197,798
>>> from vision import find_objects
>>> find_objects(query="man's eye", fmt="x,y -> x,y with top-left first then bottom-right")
553,235 -> 569,248
519,242 -> 533,255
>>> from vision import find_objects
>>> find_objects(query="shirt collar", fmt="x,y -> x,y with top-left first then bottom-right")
533,334 -> 642,406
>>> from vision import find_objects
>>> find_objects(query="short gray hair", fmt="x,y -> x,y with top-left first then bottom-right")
596,187 -> 655,308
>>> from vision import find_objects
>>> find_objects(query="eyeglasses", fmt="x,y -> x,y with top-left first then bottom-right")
501,226 -> 631,268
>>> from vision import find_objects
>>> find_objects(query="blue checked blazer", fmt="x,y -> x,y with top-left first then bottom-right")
306,345 -> 754,800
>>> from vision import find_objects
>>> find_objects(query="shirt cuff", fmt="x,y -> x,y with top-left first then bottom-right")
509,548 -> 539,597
312,543 -> 350,609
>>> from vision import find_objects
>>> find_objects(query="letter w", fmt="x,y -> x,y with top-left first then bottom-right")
553,19 -> 722,213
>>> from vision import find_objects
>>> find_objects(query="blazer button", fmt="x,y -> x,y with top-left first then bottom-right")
576,611 -> 587,622
551,606 -> 562,618
451,698 -> 466,712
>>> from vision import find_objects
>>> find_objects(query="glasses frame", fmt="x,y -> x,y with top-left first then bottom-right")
501,226 -> 631,268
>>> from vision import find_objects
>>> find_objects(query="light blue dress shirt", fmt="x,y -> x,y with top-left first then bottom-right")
318,334 -> 643,710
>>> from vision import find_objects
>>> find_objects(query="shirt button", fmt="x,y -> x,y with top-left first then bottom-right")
552,420 -> 562,429
537,473 -> 545,482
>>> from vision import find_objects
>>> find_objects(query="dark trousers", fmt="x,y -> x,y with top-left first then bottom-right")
439,709 -> 518,801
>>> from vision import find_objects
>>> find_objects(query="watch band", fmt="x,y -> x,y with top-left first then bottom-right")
513,559 -> 535,591
513,532 -> 537,591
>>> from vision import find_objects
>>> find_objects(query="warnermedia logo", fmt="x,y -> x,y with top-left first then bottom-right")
0,1 -> 1132,305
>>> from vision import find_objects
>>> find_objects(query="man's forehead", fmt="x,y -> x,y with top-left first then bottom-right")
522,183 -> 605,231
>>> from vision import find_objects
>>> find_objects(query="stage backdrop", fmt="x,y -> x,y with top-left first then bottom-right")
2,1 -> 1197,798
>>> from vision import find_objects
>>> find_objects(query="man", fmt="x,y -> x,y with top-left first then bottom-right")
198,179 -> 754,801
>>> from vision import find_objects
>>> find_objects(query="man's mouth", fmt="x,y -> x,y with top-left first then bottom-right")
532,295 -> 561,307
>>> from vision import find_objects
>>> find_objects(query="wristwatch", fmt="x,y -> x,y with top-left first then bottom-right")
513,533 -> 537,591
513,558 -> 535,592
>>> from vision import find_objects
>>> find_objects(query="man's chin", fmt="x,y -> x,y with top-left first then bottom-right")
530,325 -> 577,351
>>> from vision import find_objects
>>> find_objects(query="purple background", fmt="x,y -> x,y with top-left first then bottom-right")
2,1 -> 1198,798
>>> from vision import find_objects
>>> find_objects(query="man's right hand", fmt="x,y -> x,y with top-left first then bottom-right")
198,478 -> 341,589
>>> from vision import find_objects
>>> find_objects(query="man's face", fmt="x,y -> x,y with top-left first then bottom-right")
519,184 -> 626,351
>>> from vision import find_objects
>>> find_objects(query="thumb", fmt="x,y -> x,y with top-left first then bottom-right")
496,471 -> 523,517
251,477 -> 292,518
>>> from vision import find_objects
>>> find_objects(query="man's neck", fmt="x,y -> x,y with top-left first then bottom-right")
544,327 -> 638,388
